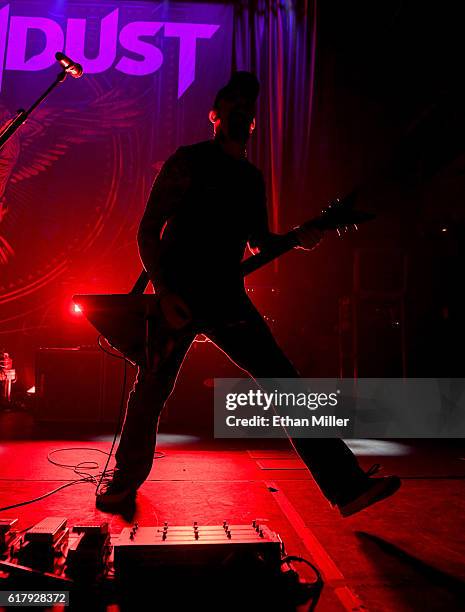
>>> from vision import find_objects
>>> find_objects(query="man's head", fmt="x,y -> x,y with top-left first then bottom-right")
209,71 -> 260,144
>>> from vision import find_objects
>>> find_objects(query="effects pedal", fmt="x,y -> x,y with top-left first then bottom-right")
114,520 -> 282,577
66,522 -> 111,581
17,517 -> 69,573
24,517 -> 68,544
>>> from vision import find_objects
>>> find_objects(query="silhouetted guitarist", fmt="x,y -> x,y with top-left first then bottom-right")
96,72 -> 400,516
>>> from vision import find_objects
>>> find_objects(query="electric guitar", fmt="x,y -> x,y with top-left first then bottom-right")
74,192 -> 374,367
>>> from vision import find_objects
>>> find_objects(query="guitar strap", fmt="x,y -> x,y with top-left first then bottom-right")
131,269 -> 150,295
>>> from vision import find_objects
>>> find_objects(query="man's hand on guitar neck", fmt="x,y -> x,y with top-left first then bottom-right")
294,225 -> 324,251
248,226 -> 324,257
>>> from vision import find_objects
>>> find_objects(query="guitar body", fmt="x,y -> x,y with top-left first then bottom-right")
73,294 -> 159,366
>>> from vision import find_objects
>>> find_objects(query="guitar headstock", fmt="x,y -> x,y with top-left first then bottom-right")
305,191 -> 375,235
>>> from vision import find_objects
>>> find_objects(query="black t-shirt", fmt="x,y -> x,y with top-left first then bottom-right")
138,139 -> 269,314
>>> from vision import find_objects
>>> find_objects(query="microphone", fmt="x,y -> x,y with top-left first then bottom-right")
55,52 -> 83,78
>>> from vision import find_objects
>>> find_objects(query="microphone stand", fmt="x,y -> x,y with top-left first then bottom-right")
0,69 -> 68,151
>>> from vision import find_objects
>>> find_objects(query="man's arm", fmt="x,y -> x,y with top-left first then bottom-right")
247,171 -> 323,254
247,171 -> 281,254
137,147 -> 191,282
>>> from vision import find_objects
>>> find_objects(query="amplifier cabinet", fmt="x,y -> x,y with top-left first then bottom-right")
34,348 -> 134,424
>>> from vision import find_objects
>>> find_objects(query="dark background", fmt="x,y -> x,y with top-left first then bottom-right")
278,0 -> 465,379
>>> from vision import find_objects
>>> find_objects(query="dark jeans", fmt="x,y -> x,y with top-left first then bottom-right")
114,296 -> 366,504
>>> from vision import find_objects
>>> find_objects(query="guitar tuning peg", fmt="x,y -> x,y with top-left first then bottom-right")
336,228 -> 341,237
354,224 -> 358,231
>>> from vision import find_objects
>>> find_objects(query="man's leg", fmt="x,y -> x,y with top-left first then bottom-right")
207,298 -> 400,514
97,327 -> 195,507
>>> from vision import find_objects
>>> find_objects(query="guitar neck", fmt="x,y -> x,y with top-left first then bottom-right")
132,219 -> 325,294
240,230 -> 299,277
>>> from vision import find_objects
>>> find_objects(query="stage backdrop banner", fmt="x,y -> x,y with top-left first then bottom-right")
0,1 -> 232,327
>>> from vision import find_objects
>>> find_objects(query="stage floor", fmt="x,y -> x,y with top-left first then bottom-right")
0,418 -> 464,610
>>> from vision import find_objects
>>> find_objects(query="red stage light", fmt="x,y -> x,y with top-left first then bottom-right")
72,303 -> 82,315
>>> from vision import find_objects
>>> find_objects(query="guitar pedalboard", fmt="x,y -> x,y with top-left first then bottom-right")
0,517 -> 321,608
